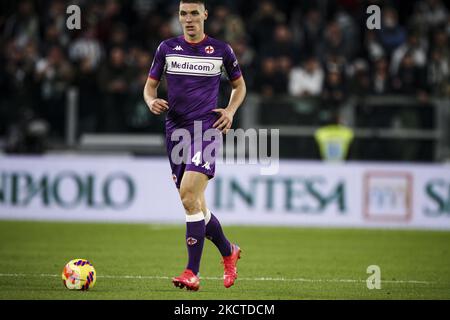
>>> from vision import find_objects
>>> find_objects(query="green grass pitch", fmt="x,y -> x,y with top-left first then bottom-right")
0,220 -> 449,300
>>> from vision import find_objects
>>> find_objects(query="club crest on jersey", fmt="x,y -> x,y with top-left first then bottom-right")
205,46 -> 214,54
186,237 -> 198,246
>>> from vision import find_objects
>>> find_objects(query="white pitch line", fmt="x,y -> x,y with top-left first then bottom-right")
0,273 -> 432,285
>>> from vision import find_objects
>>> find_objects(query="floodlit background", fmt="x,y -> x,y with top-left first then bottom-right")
0,0 -> 449,300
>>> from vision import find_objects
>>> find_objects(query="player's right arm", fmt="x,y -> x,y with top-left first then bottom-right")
144,42 -> 169,115
143,78 -> 169,115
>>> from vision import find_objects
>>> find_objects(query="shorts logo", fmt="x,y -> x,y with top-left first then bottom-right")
205,46 -> 214,54
172,174 -> 178,184
186,237 -> 198,246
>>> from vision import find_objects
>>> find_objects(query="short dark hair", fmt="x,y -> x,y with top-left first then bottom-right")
180,0 -> 206,6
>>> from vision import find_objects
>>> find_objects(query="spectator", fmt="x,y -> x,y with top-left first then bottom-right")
3,0 -> 39,47
334,7 -> 359,59
4,39 -> 39,110
288,56 -> 324,97
391,51 -> 427,97
42,0 -> 69,47
97,47 -> 133,132
105,23 -> 129,55
364,30 -> 385,62
370,57 -> 391,95
348,59 -> 371,97
390,32 -> 427,75
319,20 -> 354,61
126,48 -> 164,133
254,57 -> 287,97
168,9 -> 184,38
301,8 -> 325,57
249,0 -> 285,51
74,55 -> 101,135
35,45 -> 73,138
229,39 -> 256,88
142,21 -> 175,52
5,107 -> 49,154
132,0 -> 161,19
427,49 -> 449,96
323,52 -> 347,76
322,66 -> 348,106
377,7 -> 407,57
223,13 -> 246,43
427,28 -> 449,96
96,0 -> 126,43
40,23 -> 66,55
429,28 -> 449,58
68,27 -> 103,70
262,24 -> 300,63
207,5 -> 229,39
278,56 -> 293,81
416,0 -> 448,30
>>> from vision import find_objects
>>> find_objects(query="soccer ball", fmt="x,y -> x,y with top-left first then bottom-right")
62,259 -> 96,290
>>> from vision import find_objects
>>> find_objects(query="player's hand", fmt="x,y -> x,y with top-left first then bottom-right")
212,108 -> 234,134
149,98 -> 169,115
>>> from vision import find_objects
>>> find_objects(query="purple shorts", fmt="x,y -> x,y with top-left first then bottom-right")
165,122 -> 222,189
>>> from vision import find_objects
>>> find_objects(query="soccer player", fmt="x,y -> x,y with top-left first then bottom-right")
143,0 -> 247,291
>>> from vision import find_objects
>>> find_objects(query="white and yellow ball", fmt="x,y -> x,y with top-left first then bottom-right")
62,259 -> 96,290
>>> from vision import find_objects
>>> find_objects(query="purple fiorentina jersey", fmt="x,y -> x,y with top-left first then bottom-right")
148,35 -> 242,132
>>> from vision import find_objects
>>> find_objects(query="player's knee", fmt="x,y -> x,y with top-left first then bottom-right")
180,189 -> 202,214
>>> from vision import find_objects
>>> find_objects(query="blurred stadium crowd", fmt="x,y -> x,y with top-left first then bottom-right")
0,0 -> 449,154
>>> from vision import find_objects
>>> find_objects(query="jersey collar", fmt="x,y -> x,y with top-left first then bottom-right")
182,34 -> 208,46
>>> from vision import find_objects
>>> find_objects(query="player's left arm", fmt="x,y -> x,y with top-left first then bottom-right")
213,76 -> 247,133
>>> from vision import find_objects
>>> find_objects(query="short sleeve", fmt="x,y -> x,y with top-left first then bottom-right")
223,44 -> 242,81
148,42 -> 166,81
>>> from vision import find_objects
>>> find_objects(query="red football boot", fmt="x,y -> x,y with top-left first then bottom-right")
172,269 -> 200,291
222,244 -> 241,288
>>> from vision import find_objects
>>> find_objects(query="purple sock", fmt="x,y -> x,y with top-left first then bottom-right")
206,213 -> 232,257
185,220 -> 205,275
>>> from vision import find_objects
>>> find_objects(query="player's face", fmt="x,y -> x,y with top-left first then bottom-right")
179,2 -> 208,39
